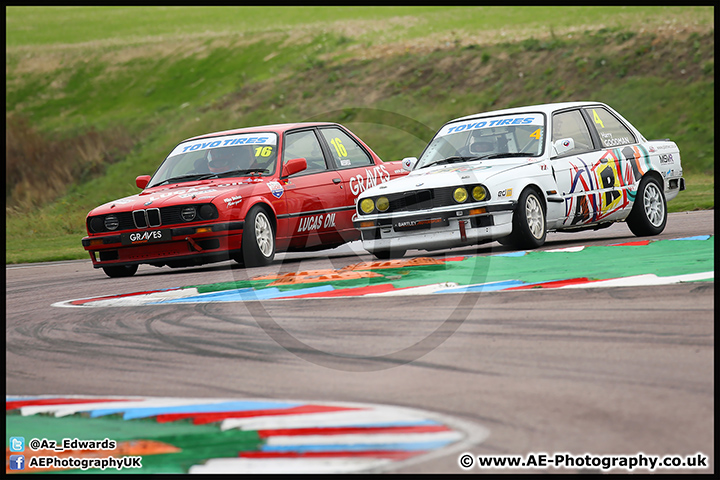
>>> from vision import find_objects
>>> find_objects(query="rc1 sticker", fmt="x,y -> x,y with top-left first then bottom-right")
267,181 -> 284,199
121,230 -> 171,245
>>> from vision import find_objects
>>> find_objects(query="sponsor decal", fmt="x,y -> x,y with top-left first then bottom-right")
215,181 -> 244,188
105,196 -> 135,207
147,186 -> 218,202
349,165 -> 391,196
267,181 -> 284,199
223,195 -> 243,208
168,133 -> 277,158
659,154 -> 674,164
425,165 -> 492,175
497,188 -> 513,198
439,114 -> 544,136
297,213 -> 336,233
121,230 -> 170,245
394,217 -> 449,232
600,134 -> 631,147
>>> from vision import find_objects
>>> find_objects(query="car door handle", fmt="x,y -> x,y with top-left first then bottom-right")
332,178 -> 342,184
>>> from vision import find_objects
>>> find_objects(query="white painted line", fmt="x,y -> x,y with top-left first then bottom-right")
189,457 -> 393,474
363,283 -> 459,296
543,246 -> 586,253
265,431 -> 462,447
20,397 -> 237,417
221,410 -> 436,432
558,271 -> 714,289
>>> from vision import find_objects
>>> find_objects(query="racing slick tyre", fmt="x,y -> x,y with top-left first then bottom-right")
502,187 -> 546,250
102,264 -> 139,278
372,248 -> 407,260
242,205 -> 276,267
626,175 -> 667,237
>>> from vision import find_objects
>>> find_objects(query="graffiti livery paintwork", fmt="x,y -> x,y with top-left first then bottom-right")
564,145 -> 652,226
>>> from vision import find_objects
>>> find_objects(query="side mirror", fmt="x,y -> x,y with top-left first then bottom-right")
136,175 -> 151,189
552,138 -> 575,157
281,157 -> 307,177
402,157 -> 417,171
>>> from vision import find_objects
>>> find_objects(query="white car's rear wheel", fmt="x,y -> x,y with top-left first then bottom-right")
627,175 -> 667,236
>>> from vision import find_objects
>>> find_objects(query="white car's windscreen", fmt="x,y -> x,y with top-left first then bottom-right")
417,113 -> 545,169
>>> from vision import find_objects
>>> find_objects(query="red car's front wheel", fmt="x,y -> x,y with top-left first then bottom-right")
242,205 -> 275,267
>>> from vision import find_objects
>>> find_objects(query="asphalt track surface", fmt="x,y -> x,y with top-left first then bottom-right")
6,210 -> 714,473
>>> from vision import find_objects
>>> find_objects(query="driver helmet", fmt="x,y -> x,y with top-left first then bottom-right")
207,148 -> 235,173
469,132 -> 494,156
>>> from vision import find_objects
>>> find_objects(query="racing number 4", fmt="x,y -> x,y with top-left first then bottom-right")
592,109 -> 605,129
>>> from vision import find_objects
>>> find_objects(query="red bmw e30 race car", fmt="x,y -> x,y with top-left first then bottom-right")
82,123 -> 408,277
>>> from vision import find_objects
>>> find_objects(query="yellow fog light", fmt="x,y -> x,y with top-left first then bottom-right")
453,187 -> 468,203
472,185 -> 487,201
376,196 -> 389,212
360,198 -> 375,214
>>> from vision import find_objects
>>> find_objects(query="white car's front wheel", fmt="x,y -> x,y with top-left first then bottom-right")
500,188 -> 546,249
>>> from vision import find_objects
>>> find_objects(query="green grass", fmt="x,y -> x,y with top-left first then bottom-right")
7,6 -> 713,47
5,6 -> 714,264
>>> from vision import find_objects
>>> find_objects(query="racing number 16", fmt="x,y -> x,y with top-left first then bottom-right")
254,146 -> 273,157
330,138 -> 348,158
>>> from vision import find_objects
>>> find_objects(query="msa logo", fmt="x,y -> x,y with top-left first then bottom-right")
498,188 -> 513,198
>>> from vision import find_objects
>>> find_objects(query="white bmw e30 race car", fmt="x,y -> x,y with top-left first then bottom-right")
353,101 -> 684,259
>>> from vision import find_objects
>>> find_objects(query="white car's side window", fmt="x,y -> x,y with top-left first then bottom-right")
584,107 -> 637,148
551,110 -> 595,155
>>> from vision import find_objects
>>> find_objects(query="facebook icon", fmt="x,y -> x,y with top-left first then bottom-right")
9,455 -> 25,471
